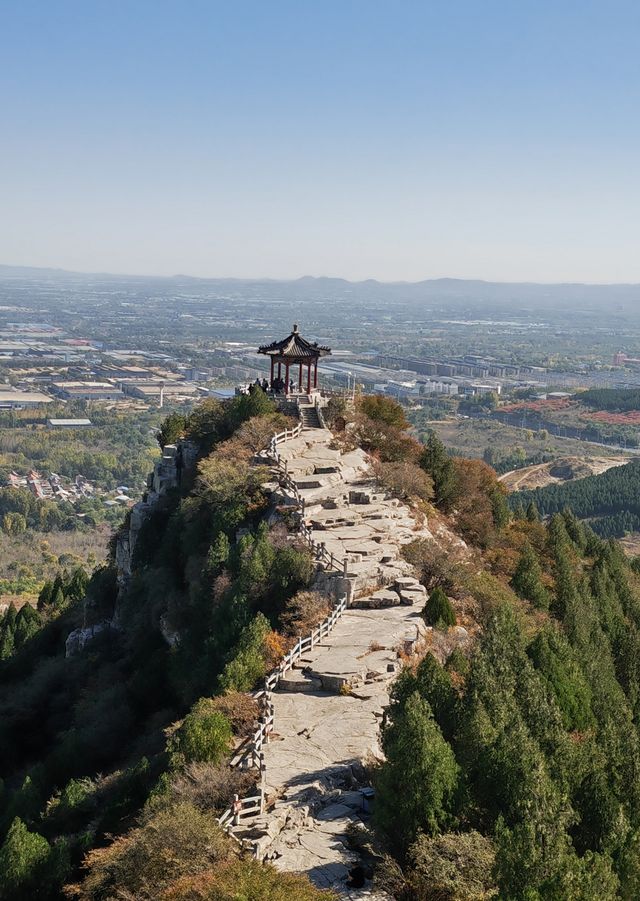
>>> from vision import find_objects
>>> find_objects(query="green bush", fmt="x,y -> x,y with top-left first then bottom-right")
168,700 -> 232,767
423,587 -> 457,629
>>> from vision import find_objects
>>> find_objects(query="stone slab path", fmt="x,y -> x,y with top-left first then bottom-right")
243,425 -> 440,895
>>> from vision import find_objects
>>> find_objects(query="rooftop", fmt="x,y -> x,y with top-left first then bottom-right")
258,324 -> 331,361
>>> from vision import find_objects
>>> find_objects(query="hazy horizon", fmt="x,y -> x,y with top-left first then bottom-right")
2,2 -> 639,282
4,261 -> 640,290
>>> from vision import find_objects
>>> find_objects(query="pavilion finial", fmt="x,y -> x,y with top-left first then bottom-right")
293,322 -> 299,333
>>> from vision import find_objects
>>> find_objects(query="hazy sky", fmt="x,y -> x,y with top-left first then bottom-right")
2,1 -> 639,282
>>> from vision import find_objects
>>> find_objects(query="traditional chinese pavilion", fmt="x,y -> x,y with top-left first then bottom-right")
258,324 -> 331,394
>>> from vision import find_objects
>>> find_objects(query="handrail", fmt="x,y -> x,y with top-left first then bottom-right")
218,408 -> 350,841
218,592 -> 348,835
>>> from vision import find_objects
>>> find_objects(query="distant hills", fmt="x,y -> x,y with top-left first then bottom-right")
2,264 -> 640,311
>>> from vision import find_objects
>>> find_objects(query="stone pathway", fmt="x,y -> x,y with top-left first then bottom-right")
240,424 -> 439,894
109,412 -> 468,893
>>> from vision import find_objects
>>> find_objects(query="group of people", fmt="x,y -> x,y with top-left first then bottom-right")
251,376 -> 295,394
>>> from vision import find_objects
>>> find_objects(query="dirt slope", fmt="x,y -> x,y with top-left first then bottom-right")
499,455 -> 628,492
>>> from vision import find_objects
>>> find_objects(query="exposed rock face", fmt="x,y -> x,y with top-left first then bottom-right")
69,438 -> 198,654
114,439 -> 197,609
65,622 -> 110,657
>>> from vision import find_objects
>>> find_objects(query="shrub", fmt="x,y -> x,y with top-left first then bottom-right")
214,413 -> 294,463
280,590 -> 330,637
423,587 -> 457,629
167,762 -> 256,815
373,461 -> 434,503
65,802 -> 232,901
196,458 -> 269,533
407,830 -> 496,900
207,692 -> 259,737
359,395 -> 409,429
218,613 -> 271,693
159,857 -> 336,900
401,538 -> 460,591
168,700 -> 232,767
353,416 -> 421,463
324,396 -> 348,429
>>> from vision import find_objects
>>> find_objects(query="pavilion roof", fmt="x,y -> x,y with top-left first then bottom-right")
257,324 -> 331,360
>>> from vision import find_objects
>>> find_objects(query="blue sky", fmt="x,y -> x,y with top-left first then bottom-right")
1,1 -> 639,282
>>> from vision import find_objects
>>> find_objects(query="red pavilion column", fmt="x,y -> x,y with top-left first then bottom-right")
270,357 -> 274,387
285,361 -> 290,394
314,359 -> 318,388
307,361 -> 312,393
298,363 -> 303,391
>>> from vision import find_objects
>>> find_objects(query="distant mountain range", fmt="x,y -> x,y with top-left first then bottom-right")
1,264 -> 640,311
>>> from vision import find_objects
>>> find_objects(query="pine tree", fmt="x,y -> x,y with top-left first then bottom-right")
547,513 -> 571,555
0,602 -> 17,659
206,532 -> 231,576
36,580 -> 53,611
423,587 -> 457,629
419,432 -> 458,511
13,605 -> 41,650
551,547 -> 580,621
526,500 -> 540,522
51,573 -> 65,597
51,586 -> 66,611
491,488 -> 511,530
374,692 -> 459,857
65,567 -> 89,603
511,543 -> 550,609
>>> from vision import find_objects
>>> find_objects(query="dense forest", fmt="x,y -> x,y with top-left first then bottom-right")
0,405 -> 162,490
374,507 -> 640,899
512,460 -> 640,537
3,399 -> 640,898
579,387 -> 640,411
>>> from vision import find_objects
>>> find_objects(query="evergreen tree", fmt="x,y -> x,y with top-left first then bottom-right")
0,817 -> 51,900
13,605 -> 41,650
36,580 -> 53,611
511,543 -> 550,609
206,532 -> 230,575
491,488 -> 511,530
0,602 -> 17,659
551,547 -> 580,621
374,692 -> 459,857
422,587 -> 457,629
526,500 -> 540,522
528,626 -> 594,732
51,573 -> 65,599
50,586 -> 66,611
419,432 -> 459,511
562,508 -> 587,551
65,567 -> 89,604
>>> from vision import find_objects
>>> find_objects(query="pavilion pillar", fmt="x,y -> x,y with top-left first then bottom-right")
314,360 -> 318,388
285,361 -> 290,394
307,361 -> 312,393
298,363 -> 303,391
270,357 -> 274,387
278,361 -> 282,380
